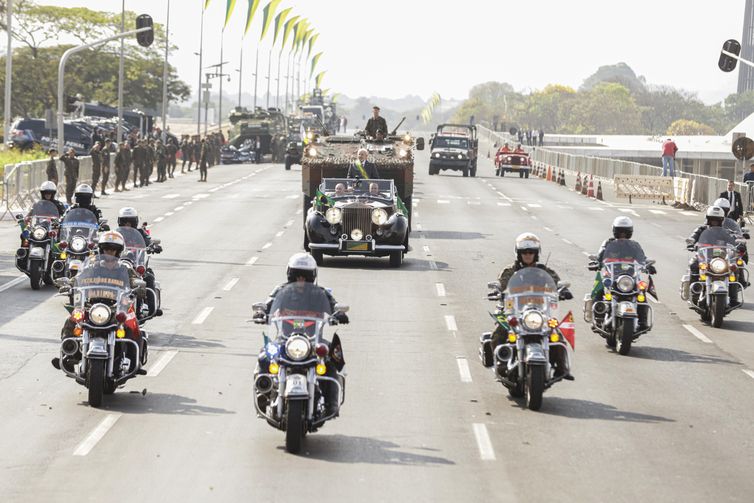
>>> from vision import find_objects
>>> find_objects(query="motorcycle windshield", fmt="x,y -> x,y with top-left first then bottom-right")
73,255 -> 130,306
29,201 -> 60,223
697,227 -> 735,262
60,208 -> 98,244
270,282 -> 332,319
602,239 -> 646,277
723,218 -> 743,237
116,227 -> 147,268
504,268 -> 558,314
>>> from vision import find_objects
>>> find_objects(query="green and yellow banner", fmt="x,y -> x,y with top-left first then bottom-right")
310,52 -> 323,78
243,0 -> 261,36
259,0 -> 282,41
281,15 -> 300,51
315,71 -> 326,88
307,33 -> 319,60
272,7 -> 292,46
224,0 -> 237,29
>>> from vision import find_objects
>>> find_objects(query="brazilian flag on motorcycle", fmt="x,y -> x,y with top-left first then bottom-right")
315,189 -> 334,209
488,311 -> 510,331
591,271 -> 603,298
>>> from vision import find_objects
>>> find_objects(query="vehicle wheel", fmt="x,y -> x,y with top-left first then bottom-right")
700,308 -> 712,323
302,195 -> 312,224
605,329 -> 617,349
470,166 -> 477,177
311,249 -> 324,266
104,379 -> 116,395
711,295 -> 726,328
389,251 -> 403,268
525,365 -> 545,411
30,261 -> 43,290
87,359 -> 105,408
462,168 -> 469,177
525,171 -> 530,179
617,319 -> 634,356
285,399 -> 305,454
519,171 -> 524,178
303,233 -> 310,251
285,157 -> 292,171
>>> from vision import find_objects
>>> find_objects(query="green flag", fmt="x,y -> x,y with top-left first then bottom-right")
315,188 -> 334,208
204,0 -> 212,9
315,71 -> 326,88
396,195 -> 410,217
310,52 -> 323,78
281,15 -> 299,51
243,0 -> 261,36
294,19 -> 309,54
259,0 -> 282,41
272,7 -> 291,46
224,0 -> 237,29
307,33 -> 319,60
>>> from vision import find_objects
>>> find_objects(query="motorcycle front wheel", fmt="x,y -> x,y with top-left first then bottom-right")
87,359 -> 105,407
30,261 -> 43,290
285,399 -> 306,454
617,319 -> 634,356
711,294 -> 726,328
525,366 -> 544,411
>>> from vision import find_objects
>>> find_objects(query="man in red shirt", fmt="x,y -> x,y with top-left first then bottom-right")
661,138 -> 678,177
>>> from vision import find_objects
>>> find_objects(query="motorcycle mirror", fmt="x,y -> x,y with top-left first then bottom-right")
557,281 -> 571,290
252,302 -> 266,312
736,238 -> 747,244
685,238 -> 695,245
152,239 -> 161,245
587,254 -> 598,261
142,222 -> 149,227
487,281 -> 500,290
334,303 -> 349,313
14,213 -> 23,220
645,259 -> 656,266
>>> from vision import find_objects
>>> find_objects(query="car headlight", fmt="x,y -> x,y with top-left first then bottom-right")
308,147 -> 318,157
709,257 -> 728,274
434,153 -> 440,158
351,228 -> 363,241
399,148 -> 408,158
285,336 -> 310,361
32,227 -> 47,240
507,156 -> 512,162
89,304 -> 112,326
457,154 -> 464,159
616,275 -> 635,293
522,310 -> 545,331
71,236 -> 87,252
372,208 -> 388,225
325,207 -> 342,225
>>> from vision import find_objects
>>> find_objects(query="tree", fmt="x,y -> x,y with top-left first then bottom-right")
666,119 -> 716,136
723,91 -> 754,125
580,62 -> 647,95
523,84 -> 577,133
565,82 -> 642,134
451,81 -> 517,125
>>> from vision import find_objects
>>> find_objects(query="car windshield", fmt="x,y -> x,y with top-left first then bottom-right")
73,255 -> 131,305
270,282 -> 332,320
321,178 -> 394,199
504,267 -> 559,314
60,208 -> 98,243
433,136 -> 469,149
116,226 -> 147,268
28,201 -> 59,224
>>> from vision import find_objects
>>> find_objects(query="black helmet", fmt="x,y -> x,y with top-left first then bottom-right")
74,184 -> 94,207
612,216 -> 634,239
118,207 -> 139,228
286,253 -> 318,283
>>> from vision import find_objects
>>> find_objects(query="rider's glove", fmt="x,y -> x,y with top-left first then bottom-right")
334,312 -> 349,324
647,264 -> 657,275
587,261 -> 599,271
560,288 -> 574,301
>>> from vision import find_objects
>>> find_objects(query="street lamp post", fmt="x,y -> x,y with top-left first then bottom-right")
117,0 -> 125,142
160,0 -> 171,142
196,3 -> 205,137
4,0 -> 13,144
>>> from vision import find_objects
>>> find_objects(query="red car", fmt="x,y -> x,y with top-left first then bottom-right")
495,148 -> 531,178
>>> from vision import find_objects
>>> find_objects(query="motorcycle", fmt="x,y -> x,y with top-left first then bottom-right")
15,201 -> 60,289
53,208 -> 102,279
583,241 -> 656,356
251,282 -> 348,453
681,227 -> 747,328
55,255 -> 147,407
117,226 -> 162,323
484,268 -> 573,411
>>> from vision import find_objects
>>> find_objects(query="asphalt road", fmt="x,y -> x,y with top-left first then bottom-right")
0,145 -> 752,502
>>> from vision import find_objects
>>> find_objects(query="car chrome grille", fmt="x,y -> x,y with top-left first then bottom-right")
341,206 -> 372,238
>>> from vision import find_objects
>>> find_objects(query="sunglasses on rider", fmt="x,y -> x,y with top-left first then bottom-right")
520,250 -> 536,255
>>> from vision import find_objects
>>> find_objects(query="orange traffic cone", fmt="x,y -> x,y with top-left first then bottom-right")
575,172 -> 582,192
596,181 -> 603,201
587,175 -> 595,198
546,166 -> 552,182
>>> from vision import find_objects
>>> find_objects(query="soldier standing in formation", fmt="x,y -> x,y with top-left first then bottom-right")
198,138 -> 208,182
167,138 -> 178,178
46,148 -> 59,184
100,139 -> 112,196
180,135 -> 190,173
114,141 -> 132,192
89,142 -> 102,198
61,148 -> 79,204
146,140 -> 155,185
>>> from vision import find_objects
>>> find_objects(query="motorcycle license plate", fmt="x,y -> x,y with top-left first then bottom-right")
284,374 -> 309,397
30,247 -> 45,258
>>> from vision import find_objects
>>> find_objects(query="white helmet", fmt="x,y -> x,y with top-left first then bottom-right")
514,232 -> 541,261
706,206 -> 725,226
98,230 -> 125,256
713,197 -> 731,215
118,207 -> 139,227
75,183 -> 93,195
74,183 -> 94,206
286,252 -> 317,282
40,181 -> 57,193
612,216 -> 634,238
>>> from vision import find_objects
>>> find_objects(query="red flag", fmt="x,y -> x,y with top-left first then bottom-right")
558,311 -> 576,349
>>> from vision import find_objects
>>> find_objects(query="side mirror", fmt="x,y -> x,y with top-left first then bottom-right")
587,254 -> 598,262
645,259 -> 656,266
334,303 -> 349,313
55,277 -> 71,288
557,281 -> 571,290
685,238 -> 695,246
14,213 -> 23,220
152,239 -> 161,245
487,281 -> 500,291
252,302 -> 267,312
415,137 -> 425,151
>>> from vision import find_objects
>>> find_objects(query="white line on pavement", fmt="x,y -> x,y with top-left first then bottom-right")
588,207 -> 604,211
742,369 -> 754,380
164,212 -> 174,216
162,194 -> 180,199
285,219 -> 295,228
497,202 -> 511,207
223,277 -> 240,291
262,242 -> 272,250
620,208 -> 640,217
435,283 -> 446,297
193,193 -> 210,199
423,245 -> 431,254
73,414 -> 122,456
275,231 -> 284,238
496,191 -> 513,202
467,201 -> 481,206
528,203 -> 541,208
416,223 -> 423,231
581,251 -> 591,256
521,206 -> 528,211
153,217 -> 164,223
543,226 -> 553,232
192,307 -> 214,325
209,187 -> 221,192
286,194 -> 298,199
445,315 -> 458,331
649,210 -> 667,215
681,211 -> 698,216
0,276 -> 26,293
184,201 -> 193,206
429,260 -> 438,270
437,199 -> 450,204
147,350 -> 178,377
472,423 -> 496,461
174,206 -> 184,211
247,256 -> 259,266
683,324 -> 712,344
456,357 -> 473,383
562,238 -> 573,245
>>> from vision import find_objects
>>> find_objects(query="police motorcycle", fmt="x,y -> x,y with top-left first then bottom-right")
55,255 -> 147,407
117,226 -> 162,323
53,208 -> 102,279
15,201 -> 60,289
486,268 -> 573,411
584,241 -> 656,356
251,282 -> 348,453
681,227 -> 746,328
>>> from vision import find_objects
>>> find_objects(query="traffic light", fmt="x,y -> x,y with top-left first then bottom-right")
719,39 -> 741,73
135,14 -> 154,48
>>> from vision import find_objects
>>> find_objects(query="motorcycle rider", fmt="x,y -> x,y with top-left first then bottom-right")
117,207 -> 163,317
480,233 -> 574,379
38,181 -> 66,216
66,184 -> 104,224
52,231 -> 147,372
589,217 -> 656,329
713,197 -> 750,267
254,253 -> 349,415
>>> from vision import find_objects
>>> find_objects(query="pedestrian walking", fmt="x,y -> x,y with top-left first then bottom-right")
46,148 -> 59,184
61,148 -> 79,204
661,137 -> 678,177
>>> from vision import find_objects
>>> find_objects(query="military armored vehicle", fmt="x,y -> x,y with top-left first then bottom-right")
228,107 -> 288,163
300,88 -> 340,134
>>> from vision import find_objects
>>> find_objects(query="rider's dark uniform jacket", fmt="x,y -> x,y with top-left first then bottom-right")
498,261 -> 561,291
48,199 -> 66,217
66,203 -> 103,222
596,237 -> 616,263
688,225 -> 711,246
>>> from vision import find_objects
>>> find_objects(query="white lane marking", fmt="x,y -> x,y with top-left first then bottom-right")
285,219 -> 295,228
467,201 -> 481,206
162,194 -> 180,199
437,199 -> 450,204
247,256 -> 259,266
581,251 -> 591,256
497,202 -> 511,207
209,187 -> 221,193
147,350 -> 178,377
73,414 -> 122,456
649,210 -> 667,215
0,276 -> 26,293
416,223 -> 423,231
286,194 -> 298,199
682,211 -> 699,216
543,226 -> 554,232
562,238 -> 573,245
521,206 -> 529,212
262,242 -> 272,250
528,203 -> 542,208
472,424 -> 496,461
174,206 -> 184,211
742,369 -> 754,380
496,191 -> 513,202
445,315 -> 458,331
275,231 -> 284,238
435,283 -> 446,297
429,260 -> 438,270
184,201 -> 193,206
153,217 -> 164,223
193,193 -> 210,199
164,212 -> 174,216
619,208 -> 640,217
423,245 -> 431,254
589,207 -> 605,211
557,205 -> 572,210
223,277 -> 240,291
683,324 -> 712,344
456,357 -> 473,383
192,307 -> 214,325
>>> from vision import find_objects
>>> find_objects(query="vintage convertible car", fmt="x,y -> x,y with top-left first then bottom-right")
305,177 -> 409,267
495,149 -> 531,178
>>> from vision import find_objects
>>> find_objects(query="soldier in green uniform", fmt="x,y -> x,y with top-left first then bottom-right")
89,142 -> 102,198
46,148 -> 59,184
114,142 -> 132,192
100,139 -> 112,196
61,148 -> 80,204
155,140 -> 167,182
364,106 -> 388,139
198,138 -> 208,182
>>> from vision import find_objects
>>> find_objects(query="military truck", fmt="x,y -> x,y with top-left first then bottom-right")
228,107 -> 288,163
428,123 -> 478,177
300,88 -> 340,134
300,120 -> 424,253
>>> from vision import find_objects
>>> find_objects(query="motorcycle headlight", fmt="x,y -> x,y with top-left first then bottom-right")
285,336 -> 310,361
351,228 -> 363,241
371,208 -> 388,225
32,227 -> 47,240
70,236 -> 87,252
616,275 -> 635,293
89,304 -> 112,326
325,207 -> 342,225
522,310 -> 545,331
709,257 -> 728,274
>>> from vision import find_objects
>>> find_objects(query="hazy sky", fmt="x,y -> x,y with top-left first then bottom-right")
21,0 -> 748,104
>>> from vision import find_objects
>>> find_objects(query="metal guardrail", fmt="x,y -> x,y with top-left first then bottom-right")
478,126 -> 751,212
